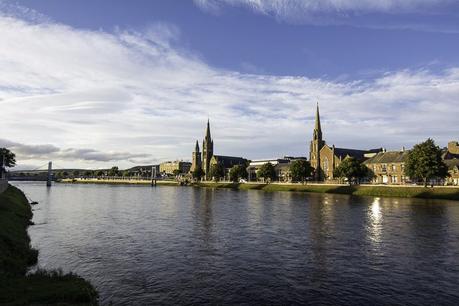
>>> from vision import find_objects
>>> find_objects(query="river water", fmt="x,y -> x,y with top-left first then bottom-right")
13,181 -> 459,305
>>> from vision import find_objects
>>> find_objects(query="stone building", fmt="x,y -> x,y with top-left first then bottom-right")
247,157 -> 307,182
210,155 -> 248,180
363,150 -> 409,184
193,120 -> 247,180
159,161 -> 191,175
191,140 -> 202,172
202,120 -> 214,180
309,103 -> 382,181
444,141 -> 459,185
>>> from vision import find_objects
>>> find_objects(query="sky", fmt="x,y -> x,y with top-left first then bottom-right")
1,0 -> 459,170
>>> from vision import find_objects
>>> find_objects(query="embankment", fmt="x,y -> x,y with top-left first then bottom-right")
0,185 -> 98,305
60,178 -> 179,186
194,182 -> 459,201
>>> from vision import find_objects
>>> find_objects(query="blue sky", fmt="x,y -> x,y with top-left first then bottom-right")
0,0 -> 459,169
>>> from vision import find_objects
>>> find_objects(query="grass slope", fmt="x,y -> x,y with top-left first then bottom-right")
194,182 -> 459,201
0,185 -> 98,305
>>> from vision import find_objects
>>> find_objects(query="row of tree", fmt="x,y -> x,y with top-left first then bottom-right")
190,139 -> 450,186
0,138 -> 450,187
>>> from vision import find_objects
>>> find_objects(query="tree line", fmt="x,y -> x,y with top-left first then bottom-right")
0,138 -> 452,187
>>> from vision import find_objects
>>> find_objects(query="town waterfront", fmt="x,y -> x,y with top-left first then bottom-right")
16,181 -> 459,305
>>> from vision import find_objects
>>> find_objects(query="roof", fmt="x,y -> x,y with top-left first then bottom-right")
363,151 -> 409,164
333,147 -> 381,160
213,155 -> 247,168
444,159 -> 459,170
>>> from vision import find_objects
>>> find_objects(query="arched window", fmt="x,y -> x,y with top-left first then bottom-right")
323,157 -> 329,178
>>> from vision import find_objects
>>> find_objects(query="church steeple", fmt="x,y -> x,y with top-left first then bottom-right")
202,119 -> 214,180
310,102 -> 325,180
191,139 -> 202,173
314,102 -> 322,134
205,119 -> 211,141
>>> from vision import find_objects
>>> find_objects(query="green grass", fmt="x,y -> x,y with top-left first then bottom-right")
0,185 -> 98,305
193,182 -> 459,201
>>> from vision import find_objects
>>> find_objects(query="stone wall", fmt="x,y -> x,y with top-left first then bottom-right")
0,179 -> 8,194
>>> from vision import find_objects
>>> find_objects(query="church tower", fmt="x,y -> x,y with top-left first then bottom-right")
202,119 -> 214,180
191,140 -> 202,172
309,103 -> 325,180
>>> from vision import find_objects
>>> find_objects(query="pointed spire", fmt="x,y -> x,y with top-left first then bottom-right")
314,102 -> 321,132
205,118 -> 211,140
195,140 -> 200,152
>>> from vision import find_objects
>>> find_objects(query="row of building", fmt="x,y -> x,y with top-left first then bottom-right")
186,105 -> 459,185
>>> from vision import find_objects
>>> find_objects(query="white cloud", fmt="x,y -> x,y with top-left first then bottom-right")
194,0 -> 457,31
0,13 -> 458,170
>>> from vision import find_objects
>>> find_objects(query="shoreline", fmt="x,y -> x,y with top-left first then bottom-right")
56,179 -> 459,201
0,184 -> 98,305
193,182 -> 459,201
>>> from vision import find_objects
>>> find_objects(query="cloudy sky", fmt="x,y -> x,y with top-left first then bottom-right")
1,0 -> 458,170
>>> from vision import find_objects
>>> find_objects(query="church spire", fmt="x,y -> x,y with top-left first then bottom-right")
314,102 -> 321,132
195,140 -> 200,152
205,118 -> 211,140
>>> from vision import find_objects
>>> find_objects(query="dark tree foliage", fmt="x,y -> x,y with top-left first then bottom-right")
289,160 -> 313,183
108,166 -> 119,176
192,167 -> 205,180
172,169 -> 181,176
209,163 -> 225,182
405,138 -> 448,187
229,165 -> 248,183
0,148 -> 16,170
257,162 -> 277,183
333,157 -> 369,185
95,170 -> 104,177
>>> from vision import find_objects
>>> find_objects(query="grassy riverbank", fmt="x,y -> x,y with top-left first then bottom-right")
60,178 -> 179,186
194,182 -> 459,201
0,185 -> 98,305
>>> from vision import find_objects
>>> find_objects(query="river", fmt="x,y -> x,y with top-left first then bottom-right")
13,181 -> 459,305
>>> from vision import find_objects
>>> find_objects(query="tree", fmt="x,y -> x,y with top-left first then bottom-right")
84,170 -> 93,177
95,170 -> 104,177
333,157 -> 369,185
122,170 -> 132,177
172,169 -> 181,176
209,163 -> 225,182
289,160 -> 313,183
405,138 -> 448,187
72,170 -> 80,178
1,148 -> 16,177
257,162 -> 277,183
192,167 -> 205,181
108,166 -> 119,176
229,165 -> 248,183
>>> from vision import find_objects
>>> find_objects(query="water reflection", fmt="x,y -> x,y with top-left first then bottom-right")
13,182 -> 459,305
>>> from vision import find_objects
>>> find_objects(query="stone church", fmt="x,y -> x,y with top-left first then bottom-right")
309,104 -> 381,181
192,120 -> 247,180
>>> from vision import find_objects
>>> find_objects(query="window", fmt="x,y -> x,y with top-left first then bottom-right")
392,164 -> 396,172
391,176 -> 397,183
323,157 -> 329,178
382,164 -> 387,172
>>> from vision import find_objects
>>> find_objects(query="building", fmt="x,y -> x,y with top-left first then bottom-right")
193,120 -> 248,180
202,120 -> 214,180
191,140 -> 202,172
363,150 -> 409,184
309,103 -> 382,181
210,155 -> 248,180
247,158 -> 291,182
444,141 -> 459,185
159,161 -> 192,175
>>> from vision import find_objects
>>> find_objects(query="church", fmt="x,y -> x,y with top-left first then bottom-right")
191,120 -> 248,180
309,104 -> 382,181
